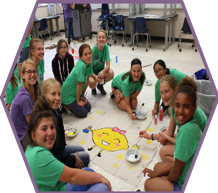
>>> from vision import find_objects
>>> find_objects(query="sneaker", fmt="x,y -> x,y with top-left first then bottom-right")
92,88 -> 97,96
97,84 -> 107,95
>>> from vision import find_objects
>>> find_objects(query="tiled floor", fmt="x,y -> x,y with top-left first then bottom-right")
43,32 -> 204,191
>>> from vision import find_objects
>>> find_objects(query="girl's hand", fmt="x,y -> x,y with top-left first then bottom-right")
98,71 -> 104,79
130,112 -> 137,120
75,152 -> 84,169
142,168 -> 158,178
78,100 -> 85,107
161,176 -> 168,180
100,176 -> 112,191
96,76 -> 102,83
152,108 -> 158,117
158,132 -> 168,145
139,130 -> 150,139
80,96 -> 87,105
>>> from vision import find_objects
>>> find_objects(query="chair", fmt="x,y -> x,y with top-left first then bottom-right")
96,4 -> 114,46
132,17 -> 151,52
38,18 -> 52,41
112,15 -> 127,47
178,17 -> 197,52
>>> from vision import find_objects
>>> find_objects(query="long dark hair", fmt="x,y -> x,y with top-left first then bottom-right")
26,95 -> 58,147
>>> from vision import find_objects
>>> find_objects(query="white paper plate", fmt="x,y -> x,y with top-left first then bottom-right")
66,128 -> 78,138
125,149 -> 141,162
136,110 -> 147,120
64,124 -> 71,132
160,125 -> 168,132
145,80 -> 153,86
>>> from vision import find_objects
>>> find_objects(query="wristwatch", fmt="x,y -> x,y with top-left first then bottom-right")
151,134 -> 154,141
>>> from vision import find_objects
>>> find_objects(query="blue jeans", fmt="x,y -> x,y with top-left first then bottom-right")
66,100 -> 91,118
173,181 -> 182,191
65,168 -> 110,191
64,145 -> 90,167
17,46 -> 29,65
66,17 -> 74,44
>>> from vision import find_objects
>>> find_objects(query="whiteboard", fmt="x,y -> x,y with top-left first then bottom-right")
91,4 -> 182,10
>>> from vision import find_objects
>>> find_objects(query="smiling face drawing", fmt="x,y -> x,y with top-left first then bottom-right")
91,127 -> 129,152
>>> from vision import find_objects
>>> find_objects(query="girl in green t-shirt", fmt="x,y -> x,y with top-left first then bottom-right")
142,78 -> 202,191
5,67 -> 19,110
111,58 -> 145,120
25,98 -> 111,192
29,38 -> 45,92
152,59 -> 190,117
61,44 -> 93,118
139,75 -> 207,161
89,29 -> 114,96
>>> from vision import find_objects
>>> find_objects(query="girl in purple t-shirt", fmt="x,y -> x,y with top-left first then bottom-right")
10,60 -> 39,150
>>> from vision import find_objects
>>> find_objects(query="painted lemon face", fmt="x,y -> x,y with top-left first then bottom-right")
91,128 -> 129,151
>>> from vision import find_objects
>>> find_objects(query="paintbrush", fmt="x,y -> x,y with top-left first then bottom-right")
135,148 -> 138,159
140,103 -> 144,109
143,111 -> 149,116
142,64 -> 152,68
136,121 -> 152,140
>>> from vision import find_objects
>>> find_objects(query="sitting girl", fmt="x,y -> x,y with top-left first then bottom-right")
52,39 -> 74,86
40,78 -> 90,168
25,99 -> 111,191
152,59 -> 191,117
111,58 -> 145,120
139,75 -> 207,162
143,78 -> 202,191
10,60 -> 38,150
61,44 -> 93,118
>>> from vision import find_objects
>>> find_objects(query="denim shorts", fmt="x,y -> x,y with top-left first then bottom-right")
173,181 -> 182,191
17,46 -> 29,65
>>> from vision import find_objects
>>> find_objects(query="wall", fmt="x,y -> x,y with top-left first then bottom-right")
35,4 -> 193,40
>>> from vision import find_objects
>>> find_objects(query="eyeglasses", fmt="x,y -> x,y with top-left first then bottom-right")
60,46 -> 67,50
25,70 -> 37,75
154,68 -> 164,74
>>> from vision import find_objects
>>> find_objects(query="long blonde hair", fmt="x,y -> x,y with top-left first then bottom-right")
41,78 -> 61,96
28,38 -> 44,58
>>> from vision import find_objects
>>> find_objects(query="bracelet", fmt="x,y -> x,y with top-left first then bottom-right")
151,134 -> 154,141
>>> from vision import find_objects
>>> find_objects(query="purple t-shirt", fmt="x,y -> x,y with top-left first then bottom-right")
10,87 -> 34,141
63,4 -> 73,19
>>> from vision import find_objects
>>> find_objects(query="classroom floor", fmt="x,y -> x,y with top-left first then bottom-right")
43,32 -> 204,191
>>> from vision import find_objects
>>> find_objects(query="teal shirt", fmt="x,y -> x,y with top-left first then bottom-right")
155,69 -> 186,102
111,72 -> 145,98
174,119 -> 202,188
170,106 -> 207,133
61,59 -> 93,105
5,81 -> 19,104
22,35 -> 31,49
25,145 -> 66,191
92,44 -> 110,75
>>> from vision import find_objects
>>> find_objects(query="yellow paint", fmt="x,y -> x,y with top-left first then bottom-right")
91,127 -> 129,152
133,135 -> 136,139
128,165 -> 134,170
146,140 -> 153,145
147,127 -> 153,132
131,144 -> 139,150
117,153 -> 124,160
97,111 -> 101,114
90,116 -> 93,119
80,140 -> 86,145
113,163 -> 118,169
68,132 -> 75,136
141,152 -> 149,161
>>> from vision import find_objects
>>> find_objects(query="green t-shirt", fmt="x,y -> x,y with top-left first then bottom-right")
155,69 -> 186,102
111,72 -> 144,98
61,59 -> 93,105
25,145 -> 66,191
92,44 -> 110,75
170,106 -> 207,133
174,119 -> 202,188
22,35 -> 31,49
5,81 -> 20,104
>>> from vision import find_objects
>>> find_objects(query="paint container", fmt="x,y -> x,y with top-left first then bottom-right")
159,106 -> 163,121
99,78 -> 105,85
72,48 -> 74,54
116,55 -> 118,63
154,115 -> 157,125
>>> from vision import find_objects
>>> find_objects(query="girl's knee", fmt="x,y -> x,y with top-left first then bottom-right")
144,178 -> 151,191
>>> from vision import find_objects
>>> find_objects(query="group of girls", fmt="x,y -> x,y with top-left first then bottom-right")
7,27 -> 207,191
139,73 -> 207,190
